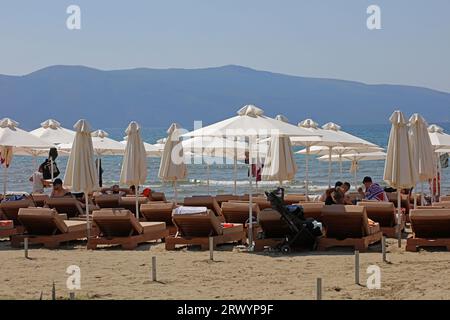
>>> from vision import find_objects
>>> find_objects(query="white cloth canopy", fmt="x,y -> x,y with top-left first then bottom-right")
60,129 -> 125,156
63,119 -> 99,237
261,135 -> 297,185
0,118 -> 51,194
428,125 -> 450,150
30,119 -> 76,145
159,123 -> 187,203
121,139 -> 163,157
409,114 -> 435,182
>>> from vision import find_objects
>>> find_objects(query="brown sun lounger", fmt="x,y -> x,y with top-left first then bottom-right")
118,197 -> 149,215
46,197 -> 86,218
30,194 -> 49,207
88,209 -> 168,250
94,194 -> 121,208
439,196 -> 450,202
228,197 -> 272,210
283,194 -> 309,204
221,201 -> 260,224
253,208 -> 292,251
300,202 -> 325,221
140,202 -> 177,234
214,194 -> 241,205
11,208 -> 88,248
0,199 -> 33,231
318,205 -> 382,252
406,209 -> 450,252
165,209 -> 245,250
0,220 -> 18,238
432,201 -> 450,208
357,201 -> 405,238
183,196 -> 224,221
149,191 -> 166,202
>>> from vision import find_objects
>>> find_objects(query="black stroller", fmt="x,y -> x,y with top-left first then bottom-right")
264,188 -> 322,253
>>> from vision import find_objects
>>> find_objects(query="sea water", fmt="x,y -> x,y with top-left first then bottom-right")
4,123 -> 450,198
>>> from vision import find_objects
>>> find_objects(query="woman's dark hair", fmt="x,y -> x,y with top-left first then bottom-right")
343,182 -> 351,189
334,181 -> 343,188
53,178 -> 63,186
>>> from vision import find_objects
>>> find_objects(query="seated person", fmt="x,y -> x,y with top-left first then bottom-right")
320,181 -> 343,202
50,179 -> 71,198
341,181 -> 353,205
357,176 -> 388,201
100,184 -> 128,196
324,187 -> 346,205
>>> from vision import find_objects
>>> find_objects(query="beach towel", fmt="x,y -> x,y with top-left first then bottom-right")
173,206 -> 208,215
365,183 -> 388,201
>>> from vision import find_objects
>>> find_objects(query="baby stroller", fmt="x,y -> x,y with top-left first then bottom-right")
264,188 -> 322,253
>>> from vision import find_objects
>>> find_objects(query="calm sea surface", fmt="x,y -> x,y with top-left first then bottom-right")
4,123 -> 450,198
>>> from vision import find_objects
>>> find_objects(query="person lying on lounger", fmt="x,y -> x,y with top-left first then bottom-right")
101,185 -> 129,196
357,176 -> 388,201
50,179 -> 71,198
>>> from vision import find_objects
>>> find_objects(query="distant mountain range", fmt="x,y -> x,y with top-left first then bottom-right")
1,65 -> 449,130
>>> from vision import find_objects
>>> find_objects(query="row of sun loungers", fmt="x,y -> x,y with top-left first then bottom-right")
1,193 -> 450,252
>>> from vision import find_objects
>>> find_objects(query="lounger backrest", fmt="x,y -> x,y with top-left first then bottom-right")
18,207 -> 68,235
321,205 -> 369,238
93,209 -> 143,237
433,201 -> 450,208
140,202 -> 175,225
357,201 -> 395,227
440,196 -> 450,202
284,194 -> 309,204
94,194 -> 121,208
183,196 -> 224,220
228,198 -> 272,210
118,197 -> 149,214
215,194 -> 241,205
257,208 -> 290,238
0,199 -> 33,224
172,210 -> 222,237
410,209 -> 450,238
46,197 -> 84,218
301,202 -> 324,221
150,192 -> 166,202
30,194 -> 49,207
221,202 -> 260,224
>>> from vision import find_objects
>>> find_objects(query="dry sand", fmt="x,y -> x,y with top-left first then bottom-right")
1,237 -> 450,300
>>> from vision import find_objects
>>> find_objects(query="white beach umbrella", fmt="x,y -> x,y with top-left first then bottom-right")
120,122 -> 147,218
0,118 -> 51,194
262,114 -> 297,185
318,151 -> 387,190
30,119 -> 76,145
182,136 -> 249,194
384,111 -> 418,245
120,139 -> 163,157
182,105 -> 319,249
409,114 -> 435,207
428,125 -> 450,198
64,119 -> 99,237
159,123 -> 187,203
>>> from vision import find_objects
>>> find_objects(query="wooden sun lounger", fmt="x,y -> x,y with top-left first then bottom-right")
46,197 -> 85,218
254,208 -> 292,251
0,199 -> 33,232
432,201 -> 450,208
166,210 -> 245,250
183,196 -> 225,221
406,209 -> 450,252
300,202 -> 324,221
30,194 -> 49,207
221,202 -> 260,224
118,197 -> 149,215
214,194 -> 241,205
318,205 -> 382,252
440,196 -> 450,202
0,220 -> 18,238
149,191 -> 166,202
228,198 -> 272,210
357,201 -> 405,238
11,208 -> 88,248
88,209 -> 168,250
283,194 -> 309,205
140,202 -> 177,234
94,194 -> 121,208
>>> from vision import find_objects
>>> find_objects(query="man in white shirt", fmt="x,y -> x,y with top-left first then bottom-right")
29,164 -> 49,194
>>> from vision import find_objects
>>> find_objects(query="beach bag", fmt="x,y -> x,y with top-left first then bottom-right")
42,159 -> 61,180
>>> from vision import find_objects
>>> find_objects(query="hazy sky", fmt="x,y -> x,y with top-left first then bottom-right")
1,0 -> 449,92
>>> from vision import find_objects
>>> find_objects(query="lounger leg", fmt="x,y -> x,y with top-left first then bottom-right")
87,241 -> 97,250
405,242 -> 417,252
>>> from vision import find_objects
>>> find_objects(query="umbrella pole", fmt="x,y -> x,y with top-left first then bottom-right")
305,146 -> 309,198
135,185 -> 139,219
353,161 -> 357,191
339,154 -> 343,181
174,180 -> 178,205
438,153 -> 442,199
3,166 -> 7,195
420,182 -> 424,207
328,147 -> 332,188
33,156 -> 37,171
233,155 -> 237,195
248,139 -> 254,251
51,158 -> 54,183
397,191 -> 401,248
85,192 -> 90,239
207,164 -> 210,195
413,183 -> 417,209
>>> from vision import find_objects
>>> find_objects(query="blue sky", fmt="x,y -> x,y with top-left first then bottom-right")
1,0 -> 449,92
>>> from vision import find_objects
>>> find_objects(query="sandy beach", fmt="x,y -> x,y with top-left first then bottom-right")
1,236 -> 450,300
